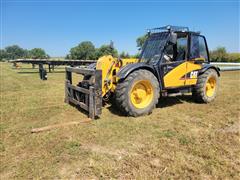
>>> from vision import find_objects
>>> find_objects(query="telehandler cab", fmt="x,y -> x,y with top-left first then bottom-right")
65,25 -> 220,119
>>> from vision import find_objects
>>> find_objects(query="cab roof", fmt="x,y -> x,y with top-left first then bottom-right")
147,25 -> 200,35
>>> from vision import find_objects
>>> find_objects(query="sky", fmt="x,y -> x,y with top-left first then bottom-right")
1,0 -> 239,57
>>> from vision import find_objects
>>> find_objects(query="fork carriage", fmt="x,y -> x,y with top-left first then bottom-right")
65,66 -> 102,119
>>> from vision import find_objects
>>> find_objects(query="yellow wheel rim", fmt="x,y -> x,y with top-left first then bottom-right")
130,80 -> 154,109
205,76 -> 216,97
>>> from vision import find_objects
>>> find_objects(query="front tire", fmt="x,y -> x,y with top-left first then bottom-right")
115,69 -> 160,117
192,69 -> 219,103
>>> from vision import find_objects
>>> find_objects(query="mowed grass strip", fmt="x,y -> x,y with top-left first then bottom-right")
0,62 -> 239,179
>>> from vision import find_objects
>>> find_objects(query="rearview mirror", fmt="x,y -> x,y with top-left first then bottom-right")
169,33 -> 177,44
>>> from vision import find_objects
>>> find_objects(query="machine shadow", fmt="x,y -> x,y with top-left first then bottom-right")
106,102 -> 126,117
157,95 -> 194,108
107,95 -> 195,117
68,101 -> 91,118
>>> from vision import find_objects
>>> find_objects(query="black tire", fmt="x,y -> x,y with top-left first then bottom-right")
115,69 -> 160,117
192,69 -> 219,103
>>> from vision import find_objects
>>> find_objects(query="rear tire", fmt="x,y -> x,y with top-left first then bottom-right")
192,69 -> 219,103
115,69 -> 160,117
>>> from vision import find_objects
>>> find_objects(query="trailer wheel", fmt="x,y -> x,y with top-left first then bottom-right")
115,69 -> 160,117
192,69 -> 219,103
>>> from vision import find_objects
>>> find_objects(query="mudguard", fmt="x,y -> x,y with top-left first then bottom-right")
117,62 -> 157,81
199,63 -> 220,76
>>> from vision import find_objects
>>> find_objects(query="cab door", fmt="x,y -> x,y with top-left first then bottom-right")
161,33 -> 209,89
185,34 -> 209,86
161,33 -> 188,88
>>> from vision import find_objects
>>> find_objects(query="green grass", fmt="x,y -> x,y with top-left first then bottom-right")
0,62 -> 240,179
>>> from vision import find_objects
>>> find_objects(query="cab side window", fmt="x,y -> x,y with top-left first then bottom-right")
163,34 -> 187,63
176,37 -> 187,61
190,35 -> 208,61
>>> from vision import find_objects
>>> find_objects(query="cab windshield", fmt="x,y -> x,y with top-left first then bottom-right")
140,32 -> 169,63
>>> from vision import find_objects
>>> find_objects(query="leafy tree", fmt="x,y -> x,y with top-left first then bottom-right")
29,48 -> 49,59
95,44 -> 118,59
227,53 -> 240,62
23,49 -> 29,58
119,51 -> 130,58
65,54 -> 72,59
136,34 -> 148,49
5,45 -> 26,59
210,47 -> 228,62
131,53 -> 141,59
70,41 -> 96,60
0,49 -> 7,61
209,47 -> 240,62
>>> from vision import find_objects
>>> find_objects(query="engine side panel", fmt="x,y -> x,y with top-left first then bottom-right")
163,61 -> 202,88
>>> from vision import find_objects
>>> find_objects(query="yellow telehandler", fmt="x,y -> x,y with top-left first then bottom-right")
65,25 -> 220,119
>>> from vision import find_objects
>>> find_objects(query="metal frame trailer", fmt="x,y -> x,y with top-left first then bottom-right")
11,59 -> 96,72
11,59 -> 96,80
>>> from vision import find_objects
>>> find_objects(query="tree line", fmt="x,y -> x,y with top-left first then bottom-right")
65,41 -> 118,60
65,41 -> 136,60
209,47 -> 240,62
1,37 -> 239,62
0,45 -> 49,60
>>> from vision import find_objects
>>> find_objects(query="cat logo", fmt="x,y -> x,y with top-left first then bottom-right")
190,71 -> 198,78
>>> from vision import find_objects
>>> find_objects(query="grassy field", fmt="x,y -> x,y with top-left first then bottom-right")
0,62 -> 240,179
